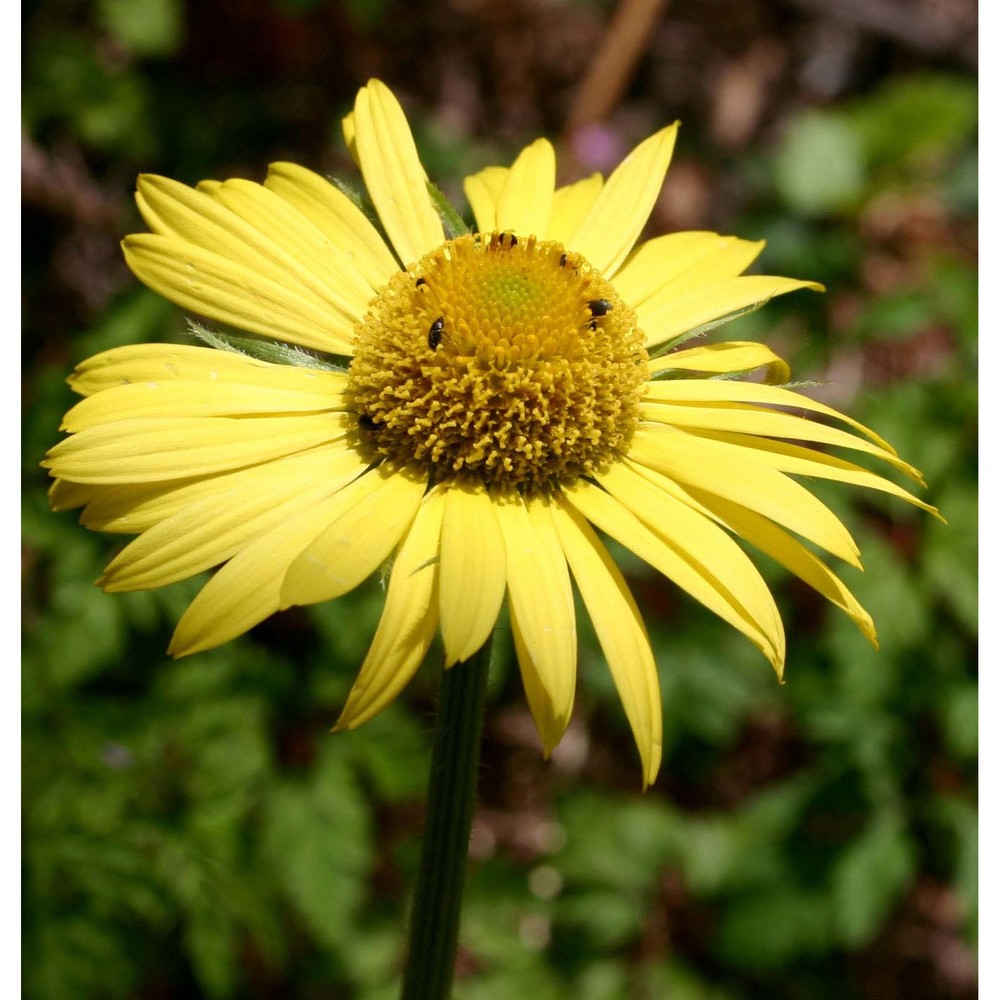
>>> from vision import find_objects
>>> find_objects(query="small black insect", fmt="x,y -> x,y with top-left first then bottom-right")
428,316 -> 445,349
586,298 -> 614,330
358,413 -> 382,431
559,253 -> 568,268
415,277 -> 427,288
502,232 -> 518,247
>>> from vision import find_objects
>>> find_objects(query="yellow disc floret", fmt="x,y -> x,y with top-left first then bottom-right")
347,232 -> 648,494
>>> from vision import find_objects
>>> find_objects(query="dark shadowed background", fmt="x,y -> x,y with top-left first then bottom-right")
22,0 -> 977,997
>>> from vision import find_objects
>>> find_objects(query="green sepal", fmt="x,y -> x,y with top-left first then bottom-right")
649,300 -> 781,361
426,181 -> 470,239
330,176 -> 403,267
330,176 -> 384,231
188,321 -> 348,373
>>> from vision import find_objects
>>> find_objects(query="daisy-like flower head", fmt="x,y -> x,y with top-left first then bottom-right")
45,80 -> 939,787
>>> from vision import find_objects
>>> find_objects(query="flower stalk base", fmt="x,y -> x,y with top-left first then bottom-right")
401,638 -> 492,1000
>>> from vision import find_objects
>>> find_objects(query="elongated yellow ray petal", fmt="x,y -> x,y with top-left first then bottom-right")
210,178 -> 375,317
494,138 -> 556,238
638,399 -> 917,477
48,478 -> 94,512
264,161 -> 400,290
569,124 -> 678,277
630,425 -> 861,566
336,487 -> 446,730
62,379 -> 345,431
545,174 -> 603,245
683,486 -> 878,645
280,465 -> 427,607
685,430 -> 940,516
640,275 -> 823,349
168,481 -> 371,656
614,232 -> 764,307
123,234 -> 356,353
463,166 -> 508,234
643,377 -> 896,451
600,460 -> 786,670
648,342 -> 790,382
438,481 -> 507,665
564,479 -> 781,670
100,448 -> 368,591
136,174 -> 370,326
552,496 -> 662,787
352,80 -> 444,265
496,495 -> 577,755
45,413 -> 351,484
68,343 -> 348,398
75,440 -> 358,534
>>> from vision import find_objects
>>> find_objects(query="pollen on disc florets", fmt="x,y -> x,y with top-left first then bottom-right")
347,232 -> 649,494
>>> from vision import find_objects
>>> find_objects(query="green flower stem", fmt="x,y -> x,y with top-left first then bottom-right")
401,637 -> 493,1000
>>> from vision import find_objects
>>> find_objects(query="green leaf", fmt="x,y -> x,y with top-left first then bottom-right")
939,683 -> 977,763
261,745 -> 372,949
774,112 -> 866,216
830,815 -> 915,946
715,887 -> 833,968
183,901 -> 239,999
849,73 -> 978,173
556,793 -> 679,890
556,888 -> 641,949
97,0 -> 183,57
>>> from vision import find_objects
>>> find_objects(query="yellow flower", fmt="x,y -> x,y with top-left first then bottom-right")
45,80 -> 937,787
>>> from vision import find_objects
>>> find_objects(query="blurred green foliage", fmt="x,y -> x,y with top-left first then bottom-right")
23,1 -> 976,997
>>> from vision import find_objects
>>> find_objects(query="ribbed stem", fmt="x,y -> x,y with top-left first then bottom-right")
400,638 -> 492,1000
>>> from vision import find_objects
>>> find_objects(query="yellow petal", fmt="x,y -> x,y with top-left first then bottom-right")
638,399 -> 917,478
342,109 -> 357,165
688,431 -> 940,516
438,481 -> 507,665
629,426 -> 861,566
463,166 -> 508,234
648,341 -> 790,383
280,465 -> 427,607
48,478 -> 94,512
640,275 -> 823,350
210,178 -> 376,318
687,488 -> 878,645
264,161 -> 400,291
336,486 -> 446,730
569,124 -> 679,277
494,138 -> 556,238
642,377 -> 898,453
169,478 -> 374,655
600,459 -> 785,672
135,175 -> 367,333
551,496 -> 662,788
62,379 -> 345,431
75,440 -> 357,533
564,478 -> 782,671
614,232 -> 764,308
122,234 -> 355,354
100,447 -> 368,592
45,412 -> 353,484
545,173 -> 603,245
352,79 -> 444,265
68,343 -> 346,398
495,495 -> 576,755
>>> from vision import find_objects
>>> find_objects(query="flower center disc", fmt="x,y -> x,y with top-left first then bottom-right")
347,232 -> 648,494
